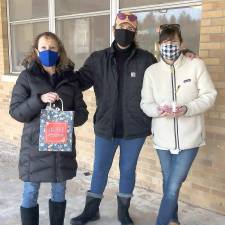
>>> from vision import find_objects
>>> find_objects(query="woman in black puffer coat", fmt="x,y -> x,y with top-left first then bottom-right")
9,32 -> 88,225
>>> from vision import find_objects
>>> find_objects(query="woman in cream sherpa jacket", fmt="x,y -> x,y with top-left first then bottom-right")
140,24 -> 217,225
141,54 -> 217,151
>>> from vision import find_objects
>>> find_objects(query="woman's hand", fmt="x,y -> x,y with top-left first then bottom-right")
174,106 -> 188,117
182,49 -> 199,60
159,105 -> 187,118
40,92 -> 59,103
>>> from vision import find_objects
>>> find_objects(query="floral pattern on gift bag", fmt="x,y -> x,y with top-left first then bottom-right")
39,99 -> 74,152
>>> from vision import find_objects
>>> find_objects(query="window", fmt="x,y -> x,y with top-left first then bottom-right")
134,6 -> 202,59
7,0 -> 201,73
9,0 -> 48,20
10,22 -> 48,72
55,0 -> 110,69
120,0 -> 201,8
55,0 -> 109,16
8,0 -> 49,72
8,0 -> 110,73
56,16 -> 110,69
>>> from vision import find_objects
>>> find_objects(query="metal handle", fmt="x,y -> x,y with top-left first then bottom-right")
49,98 -> 64,111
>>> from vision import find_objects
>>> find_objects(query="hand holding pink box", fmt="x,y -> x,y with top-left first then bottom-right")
158,101 -> 182,114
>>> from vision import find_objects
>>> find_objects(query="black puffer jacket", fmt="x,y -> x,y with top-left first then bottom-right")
77,41 -> 157,139
9,62 -> 88,182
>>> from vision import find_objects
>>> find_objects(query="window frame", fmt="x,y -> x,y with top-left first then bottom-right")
7,0 -> 49,74
6,0 -> 201,74
119,0 -> 202,60
119,0 -> 202,12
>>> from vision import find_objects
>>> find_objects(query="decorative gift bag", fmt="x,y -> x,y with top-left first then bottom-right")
39,98 -> 74,152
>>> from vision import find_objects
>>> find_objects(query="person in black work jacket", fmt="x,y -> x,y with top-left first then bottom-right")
70,12 -> 157,225
9,32 -> 88,225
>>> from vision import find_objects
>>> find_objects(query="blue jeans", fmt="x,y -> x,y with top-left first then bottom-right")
155,148 -> 198,225
22,181 -> 66,208
90,136 -> 146,196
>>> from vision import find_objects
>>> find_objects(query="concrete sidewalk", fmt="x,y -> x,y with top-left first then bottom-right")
0,139 -> 224,225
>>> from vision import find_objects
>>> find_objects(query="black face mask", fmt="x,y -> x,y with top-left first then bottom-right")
114,29 -> 135,47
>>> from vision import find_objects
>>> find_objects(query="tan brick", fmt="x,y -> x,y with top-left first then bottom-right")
220,112 -> 225,119
201,19 -> 211,26
214,82 -> 225,89
202,10 -> 223,18
201,26 -> 222,34
203,3 -> 214,11
210,33 -> 225,42
209,49 -> 225,57
208,65 -> 225,73
203,2 -> 225,11
204,58 -> 220,65
209,111 -> 220,119
199,50 -> 209,57
215,105 -> 225,112
200,42 -> 221,49
211,17 -> 225,25
200,34 -> 210,42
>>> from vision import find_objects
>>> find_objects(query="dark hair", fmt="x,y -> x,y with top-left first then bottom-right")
159,25 -> 183,44
22,32 -> 74,72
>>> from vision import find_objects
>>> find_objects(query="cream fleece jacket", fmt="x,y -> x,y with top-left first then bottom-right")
140,54 -> 217,151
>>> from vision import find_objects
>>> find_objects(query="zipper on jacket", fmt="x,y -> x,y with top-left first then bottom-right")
122,51 -> 136,138
122,60 -> 128,138
171,65 -> 180,150
111,57 -> 119,140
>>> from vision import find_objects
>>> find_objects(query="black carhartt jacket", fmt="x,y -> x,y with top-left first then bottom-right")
77,41 -> 157,139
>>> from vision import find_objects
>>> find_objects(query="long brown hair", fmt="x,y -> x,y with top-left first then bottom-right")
22,32 -> 74,72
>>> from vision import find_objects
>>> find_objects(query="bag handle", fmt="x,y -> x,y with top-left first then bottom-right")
49,98 -> 64,111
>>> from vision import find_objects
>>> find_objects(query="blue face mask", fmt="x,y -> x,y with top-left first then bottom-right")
38,50 -> 59,67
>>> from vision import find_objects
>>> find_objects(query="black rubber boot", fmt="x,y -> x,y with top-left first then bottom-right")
20,204 -> 39,225
117,196 -> 134,225
70,192 -> 102,225
49,199 -> 66,225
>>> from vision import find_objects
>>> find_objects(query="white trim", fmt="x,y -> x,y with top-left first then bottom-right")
6,0 -> 202,74
110,0 -> 119,44
1,74 -> 18,82
119,0 -> 202,12
9,17 -> 49,25
48,0 -> 56,33
6,0 -> 12,74
55,10 -> 110,21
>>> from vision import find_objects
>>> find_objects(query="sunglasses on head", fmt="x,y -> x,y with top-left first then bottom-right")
117,12 -> 137,22
159,24 -> 181,33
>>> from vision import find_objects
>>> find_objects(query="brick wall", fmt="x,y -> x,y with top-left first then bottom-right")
196,0 -> 225,213
0,0 -> 225,215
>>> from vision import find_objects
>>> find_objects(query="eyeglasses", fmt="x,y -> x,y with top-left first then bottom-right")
117,13 -> 137,22
159,24 -> 181,33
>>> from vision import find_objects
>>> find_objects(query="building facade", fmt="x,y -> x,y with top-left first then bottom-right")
0,0 -> 225,214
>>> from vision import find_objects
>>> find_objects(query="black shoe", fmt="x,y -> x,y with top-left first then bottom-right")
117,196 -> 134,225
20,205 -> 39,225
70,192 -> 102,225
49,199 -> 66,225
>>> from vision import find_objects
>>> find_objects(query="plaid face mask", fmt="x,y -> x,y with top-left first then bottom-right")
160,43 -> 181,61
